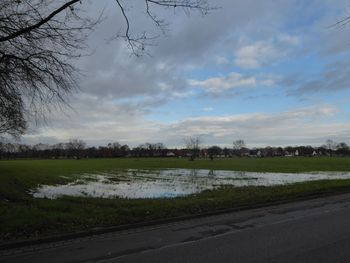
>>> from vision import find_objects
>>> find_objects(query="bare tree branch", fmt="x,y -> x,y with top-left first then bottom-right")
0,0 -> 211,136
0,0 -> 81,42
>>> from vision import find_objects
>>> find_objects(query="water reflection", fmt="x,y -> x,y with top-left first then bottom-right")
31,169 -> 350,199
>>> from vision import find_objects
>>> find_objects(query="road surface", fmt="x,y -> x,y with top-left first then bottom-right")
2,193 -> 350,262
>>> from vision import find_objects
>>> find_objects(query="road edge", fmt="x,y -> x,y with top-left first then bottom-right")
1,189 -> 350,251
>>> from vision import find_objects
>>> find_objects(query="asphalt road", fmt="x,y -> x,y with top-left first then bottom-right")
2,193 -> 350,263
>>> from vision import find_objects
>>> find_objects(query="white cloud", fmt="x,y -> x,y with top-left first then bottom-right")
189,72 -> 279,94
202,107 -> 214,112
160,105 -> 345,147
278,34 -> 300,46
22,104 -> 347,148
234,34 -> 300,69
214,56 -> 230,65
235,41 -> 279,69
189,72 -> 257,93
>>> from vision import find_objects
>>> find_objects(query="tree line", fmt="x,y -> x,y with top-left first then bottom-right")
0,138 -> 349,160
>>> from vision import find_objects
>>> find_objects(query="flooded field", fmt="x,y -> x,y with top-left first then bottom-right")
31,169 -> 350,199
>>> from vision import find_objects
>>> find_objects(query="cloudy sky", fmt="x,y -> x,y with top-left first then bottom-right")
23,0 -> 350,148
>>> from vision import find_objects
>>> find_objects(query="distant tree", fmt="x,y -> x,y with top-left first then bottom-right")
325,139 -> 337,156
233,139 -> 246,156
297,145 -> 314,157
108,142 -> 121,149
262,146 -> 274,157
33,143 -> 50,152
136,142 -> 166,157
154,142 -> 167,156
51,142 -> 66,158
3,142 -> 15,159
233,139 -> 246,150
336,142 -> 350,156
223,147 -> 231,157
0,141 -> 3,157
337,142 -> 349,150
325,139 -> 337,150
155,143 -> 166,150
67,139 -> 86,159
120,144 -> 129,156
107,142 -> 123,157
185,136 -> 202,161
207,145 -> 222,160
275,147 -> 284,156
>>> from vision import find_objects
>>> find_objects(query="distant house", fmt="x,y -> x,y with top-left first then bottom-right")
284,151 -> 293,157
240,147 -> 250,157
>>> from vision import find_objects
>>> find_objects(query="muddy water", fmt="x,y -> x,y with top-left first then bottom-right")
31,169 -> 350,199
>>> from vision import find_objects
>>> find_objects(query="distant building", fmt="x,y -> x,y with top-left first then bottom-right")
284,151 -> 293,157
166,152 -> 176,157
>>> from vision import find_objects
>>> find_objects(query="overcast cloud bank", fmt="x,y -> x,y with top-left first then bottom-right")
20,0 -> 350,147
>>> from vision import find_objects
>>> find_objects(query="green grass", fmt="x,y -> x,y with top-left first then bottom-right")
1,157 -> 350,241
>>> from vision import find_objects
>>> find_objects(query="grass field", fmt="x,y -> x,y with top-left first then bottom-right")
1,157 -> 350,241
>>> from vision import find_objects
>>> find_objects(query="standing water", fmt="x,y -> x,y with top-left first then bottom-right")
31,169 -> 350,199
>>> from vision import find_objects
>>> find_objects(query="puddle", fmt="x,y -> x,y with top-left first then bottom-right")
31,169 -> 350,199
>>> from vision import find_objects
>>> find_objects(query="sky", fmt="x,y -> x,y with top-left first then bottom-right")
22,0 -> 350,148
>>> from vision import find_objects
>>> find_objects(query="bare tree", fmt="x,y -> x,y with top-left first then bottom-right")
207,145 -> 222,160
325,139 -> 337,156
232,139 -> 246,157
233,139 -> 245,150
0,104 -> 26,138
0,0 -> 211,137
67,138 -> 86,159
337,142 -> 349,150
331,14 -> 350,28
185,136 -> 201,161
